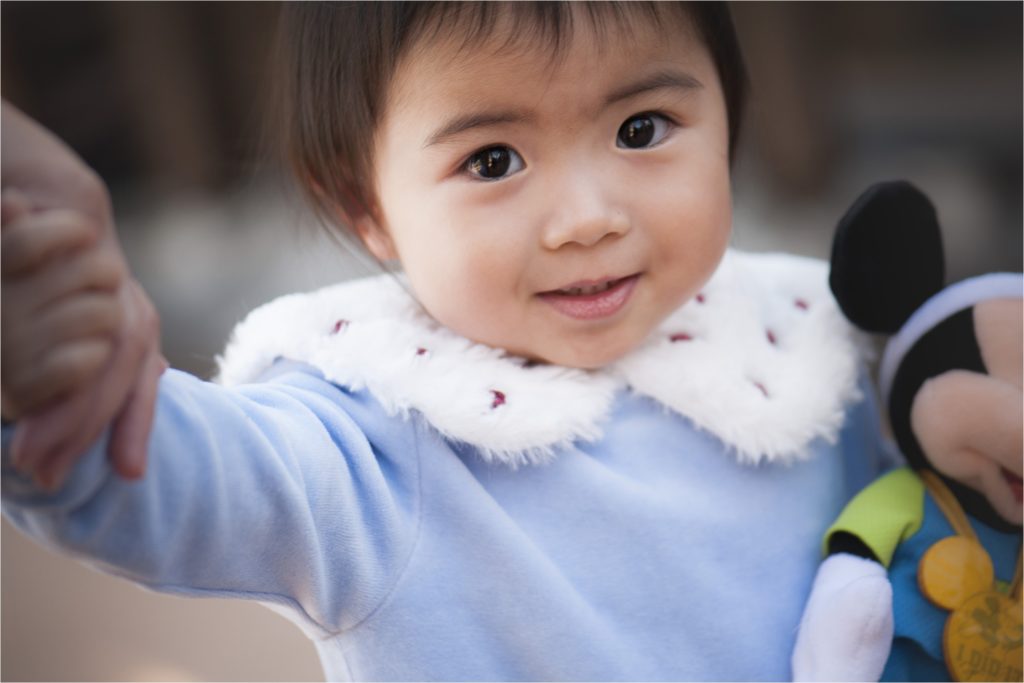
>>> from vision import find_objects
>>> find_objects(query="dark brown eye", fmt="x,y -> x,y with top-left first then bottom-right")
466,146 -> 524,180
617,113 -> 671,149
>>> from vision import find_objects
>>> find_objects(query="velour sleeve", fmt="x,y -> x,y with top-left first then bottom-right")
1,367 -> 422,638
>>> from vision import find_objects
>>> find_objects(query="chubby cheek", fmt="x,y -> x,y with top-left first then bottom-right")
646,166 -> 732,307
398,223 -> 530,352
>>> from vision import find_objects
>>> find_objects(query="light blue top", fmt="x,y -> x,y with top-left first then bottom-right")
3,361 -> 885,681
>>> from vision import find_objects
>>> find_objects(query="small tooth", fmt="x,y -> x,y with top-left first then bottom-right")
558,281 -> 615,296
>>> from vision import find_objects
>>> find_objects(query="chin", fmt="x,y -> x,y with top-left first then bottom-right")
542,341 -> 636,370
529,349 -> 609,370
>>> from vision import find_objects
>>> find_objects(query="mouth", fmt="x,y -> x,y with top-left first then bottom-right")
1001,468 -> 1023,504
537,274 -> 640,320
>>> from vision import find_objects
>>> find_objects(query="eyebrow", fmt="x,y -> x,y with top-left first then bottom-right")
604,70 -> 703,106
424,109 -> 534,148
423,70 -> 703,148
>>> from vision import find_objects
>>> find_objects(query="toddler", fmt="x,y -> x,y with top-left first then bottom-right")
2,3 -> 887,680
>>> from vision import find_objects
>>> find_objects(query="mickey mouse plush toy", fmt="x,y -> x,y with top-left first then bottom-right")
791,181 -> 1023,682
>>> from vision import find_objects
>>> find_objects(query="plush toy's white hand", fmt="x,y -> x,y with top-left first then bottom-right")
791,553 -> 894,682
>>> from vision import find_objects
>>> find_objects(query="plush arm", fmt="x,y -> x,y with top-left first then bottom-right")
791,468 -> 926,681
791,552 -> 894,681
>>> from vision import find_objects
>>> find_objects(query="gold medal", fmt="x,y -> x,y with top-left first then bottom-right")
943,590 -> 1023,682
919,536 -> 995,610
917,470 -> 1023,682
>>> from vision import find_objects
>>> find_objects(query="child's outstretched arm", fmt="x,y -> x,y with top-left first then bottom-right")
2,365 -> 422,639
1,102 -> 164,483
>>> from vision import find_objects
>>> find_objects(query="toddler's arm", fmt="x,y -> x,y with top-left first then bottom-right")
2,365 -> 421,637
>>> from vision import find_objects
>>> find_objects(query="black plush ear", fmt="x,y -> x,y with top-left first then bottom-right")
829,181 -> 946,333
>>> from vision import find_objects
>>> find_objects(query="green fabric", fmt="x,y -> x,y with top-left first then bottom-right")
824,467 -> 925,568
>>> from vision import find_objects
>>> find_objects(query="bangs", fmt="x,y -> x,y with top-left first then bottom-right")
407,2 -> 693,65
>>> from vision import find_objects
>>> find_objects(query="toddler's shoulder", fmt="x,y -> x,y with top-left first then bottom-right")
215,274 -> 418,388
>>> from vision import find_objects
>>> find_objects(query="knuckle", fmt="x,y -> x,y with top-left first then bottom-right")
134,290 -> 160,338
99,296 -> 126,335
39,296 -> 87,342
63,295 -> 123,339
1,212 -> 96,277
67,249 -> 116,293
91,250 -> 127,291
61,167 -> 112,227
51,339 -> 112,387
55,209 -> 102,246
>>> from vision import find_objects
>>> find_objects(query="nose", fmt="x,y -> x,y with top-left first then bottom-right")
540,170 -> 631,250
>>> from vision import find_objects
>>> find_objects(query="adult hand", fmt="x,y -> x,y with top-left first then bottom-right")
2,101 -> 165,484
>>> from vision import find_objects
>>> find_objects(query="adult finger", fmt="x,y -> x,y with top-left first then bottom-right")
21,246 -> 125,312
1,209 -> 99,277
107,282 -> 164,479
1,228 -> 125,412
1,189 -> 32,226
3,288 -> 120,380
11,383 -> 93,481
35,343 -> 167,489
97,347 -> 167,482
4,338 -> 113,435
16,279 -> 156,480
27,291 -> 123,350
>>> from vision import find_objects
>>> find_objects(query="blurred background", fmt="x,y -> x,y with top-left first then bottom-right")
2,2 -> 1021,680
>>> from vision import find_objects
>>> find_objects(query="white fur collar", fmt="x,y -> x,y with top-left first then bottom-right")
216,250 -> 865,467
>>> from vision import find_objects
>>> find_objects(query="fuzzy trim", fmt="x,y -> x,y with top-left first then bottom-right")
217,250 -> 866,467
614,251 -> 865,464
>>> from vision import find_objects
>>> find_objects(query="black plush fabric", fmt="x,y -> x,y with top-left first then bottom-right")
829,181 -> 945,334
828,531 -> 881,562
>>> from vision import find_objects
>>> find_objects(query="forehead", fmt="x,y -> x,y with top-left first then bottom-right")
387,3 -> 706,115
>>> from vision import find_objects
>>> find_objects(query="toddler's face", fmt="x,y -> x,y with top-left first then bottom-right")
361,10 -> 732,368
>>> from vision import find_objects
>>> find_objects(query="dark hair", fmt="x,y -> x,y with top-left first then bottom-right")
276,1 -> 748,232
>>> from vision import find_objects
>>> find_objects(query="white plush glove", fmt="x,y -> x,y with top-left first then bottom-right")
791,553 -> 894,682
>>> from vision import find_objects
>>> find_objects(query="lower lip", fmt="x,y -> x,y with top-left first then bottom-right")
538,275 -> 639,320
1002,469 -> 1023,503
